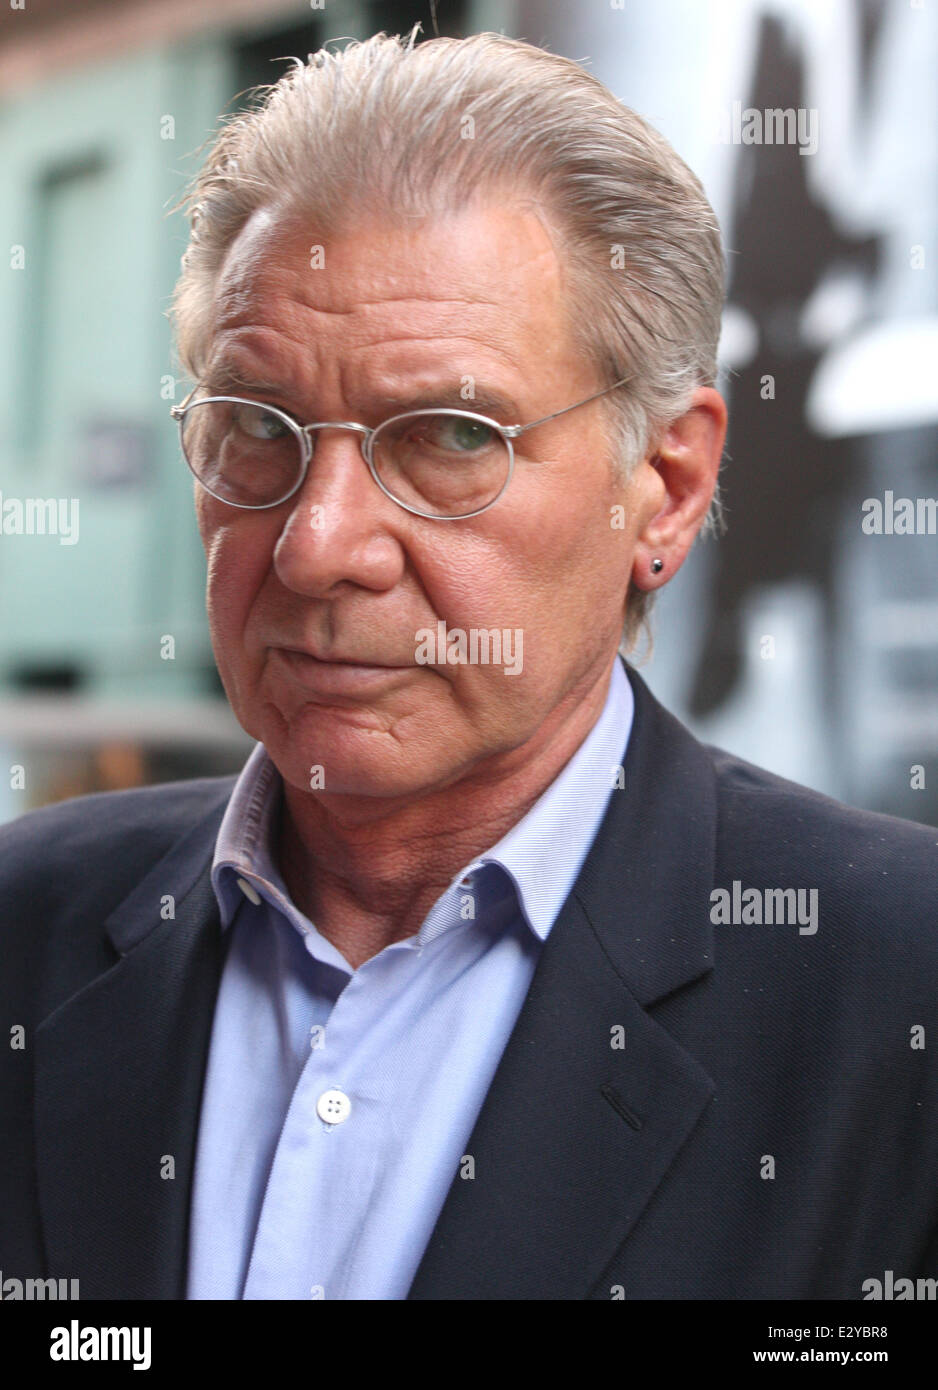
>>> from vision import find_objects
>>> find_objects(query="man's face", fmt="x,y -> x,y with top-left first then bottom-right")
196,198 -> 656,803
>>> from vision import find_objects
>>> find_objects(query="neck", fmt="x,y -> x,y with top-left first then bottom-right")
278,655 -> 618,969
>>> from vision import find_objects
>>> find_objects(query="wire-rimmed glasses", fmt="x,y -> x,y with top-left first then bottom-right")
170,374 -> 631,521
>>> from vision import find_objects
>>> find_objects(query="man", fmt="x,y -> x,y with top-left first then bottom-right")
1,30 -> 936,1301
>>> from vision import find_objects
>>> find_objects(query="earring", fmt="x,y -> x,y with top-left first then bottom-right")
650,558 -> 664,574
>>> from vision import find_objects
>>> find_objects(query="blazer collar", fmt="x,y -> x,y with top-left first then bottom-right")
408,661 -> 719,1298
575,658 -> 717,1007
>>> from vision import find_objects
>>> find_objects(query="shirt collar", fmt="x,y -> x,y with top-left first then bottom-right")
211,655 -> 633,945
452,654 -> 633,940
211,741 -> 286,931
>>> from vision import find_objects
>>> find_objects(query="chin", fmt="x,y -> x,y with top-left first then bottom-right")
256,705 -> 461,802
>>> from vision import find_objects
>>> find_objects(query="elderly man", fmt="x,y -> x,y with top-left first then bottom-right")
1,31 -> 936,1303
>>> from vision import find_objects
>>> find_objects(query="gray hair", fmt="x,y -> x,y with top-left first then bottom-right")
169,28 -> 725,649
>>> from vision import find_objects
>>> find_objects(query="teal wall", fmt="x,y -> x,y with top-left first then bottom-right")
0,37 -> 234,697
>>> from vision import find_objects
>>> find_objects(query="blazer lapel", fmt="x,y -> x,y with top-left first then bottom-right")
409,663 -> 719,1299
34,794 -> 230,1300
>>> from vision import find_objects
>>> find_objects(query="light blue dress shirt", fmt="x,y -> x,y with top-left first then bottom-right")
186,656 -> 634,1300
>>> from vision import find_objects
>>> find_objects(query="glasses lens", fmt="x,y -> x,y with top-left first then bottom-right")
180,398 -> 303,507
371,411 -> 511,517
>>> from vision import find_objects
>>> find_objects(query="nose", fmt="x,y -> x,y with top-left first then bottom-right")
272,424 -> 406,598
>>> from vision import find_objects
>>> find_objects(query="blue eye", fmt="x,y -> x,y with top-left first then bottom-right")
421,416 -> 497,453
232,403 -> 291,441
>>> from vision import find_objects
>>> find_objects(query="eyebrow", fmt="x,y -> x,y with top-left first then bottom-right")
202,364 -> 286,396
202,363 -> 522,423
379,385 -> 522,419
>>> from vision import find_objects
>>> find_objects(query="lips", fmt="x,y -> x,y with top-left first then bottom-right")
268,646 -> 416,698
277,645 -> 409,668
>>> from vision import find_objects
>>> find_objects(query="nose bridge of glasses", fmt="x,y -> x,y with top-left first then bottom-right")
299,419 -> 372,459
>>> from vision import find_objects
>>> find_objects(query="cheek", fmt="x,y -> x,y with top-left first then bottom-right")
495,473 -> 621,607
202,516 -> 276,651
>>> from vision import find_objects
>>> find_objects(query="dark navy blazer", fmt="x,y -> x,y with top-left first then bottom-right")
2,663 -> 936,1299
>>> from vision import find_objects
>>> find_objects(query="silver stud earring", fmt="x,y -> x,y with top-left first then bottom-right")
651,558 -> 664,574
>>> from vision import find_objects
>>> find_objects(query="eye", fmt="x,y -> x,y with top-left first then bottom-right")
422,415 -> 497,453
231,402 -> 292,441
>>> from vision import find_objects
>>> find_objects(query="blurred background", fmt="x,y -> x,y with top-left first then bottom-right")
1,0 -> 936,824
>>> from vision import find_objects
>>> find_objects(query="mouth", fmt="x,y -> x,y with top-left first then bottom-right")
277,645 -> 410,669
270,645 -> 414,697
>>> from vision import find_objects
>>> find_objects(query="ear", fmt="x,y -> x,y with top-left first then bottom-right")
630,387 -> 727,591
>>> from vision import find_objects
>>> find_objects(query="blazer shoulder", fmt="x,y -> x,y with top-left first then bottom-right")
0,776 -> 236,893
709,742 -> 937,849
706,741 -> 938,941
0,777 -> 236,1026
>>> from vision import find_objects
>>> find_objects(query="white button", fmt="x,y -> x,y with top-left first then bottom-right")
316,1089 -> 351,1125
236,876 -> 262,905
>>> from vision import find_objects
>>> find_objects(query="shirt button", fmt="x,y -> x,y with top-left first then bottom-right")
316,1089 -> 351,1125
236,876 -> 262,905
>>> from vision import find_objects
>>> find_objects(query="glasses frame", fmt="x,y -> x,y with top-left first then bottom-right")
170,373 -> 631,521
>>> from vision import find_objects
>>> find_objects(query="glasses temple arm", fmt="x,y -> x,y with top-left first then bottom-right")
503,374 -> 632,437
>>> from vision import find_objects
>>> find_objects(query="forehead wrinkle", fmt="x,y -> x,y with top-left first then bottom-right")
344,329 -> 524,360
208,294 -> 522,383
213,236 -> 556,322
210,310 -> 530,392
211,194 -> 565,327
213,291 -> 509,338
211,322 -> 524,372
207,336 -> 529,424
211,242 -> 564,361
